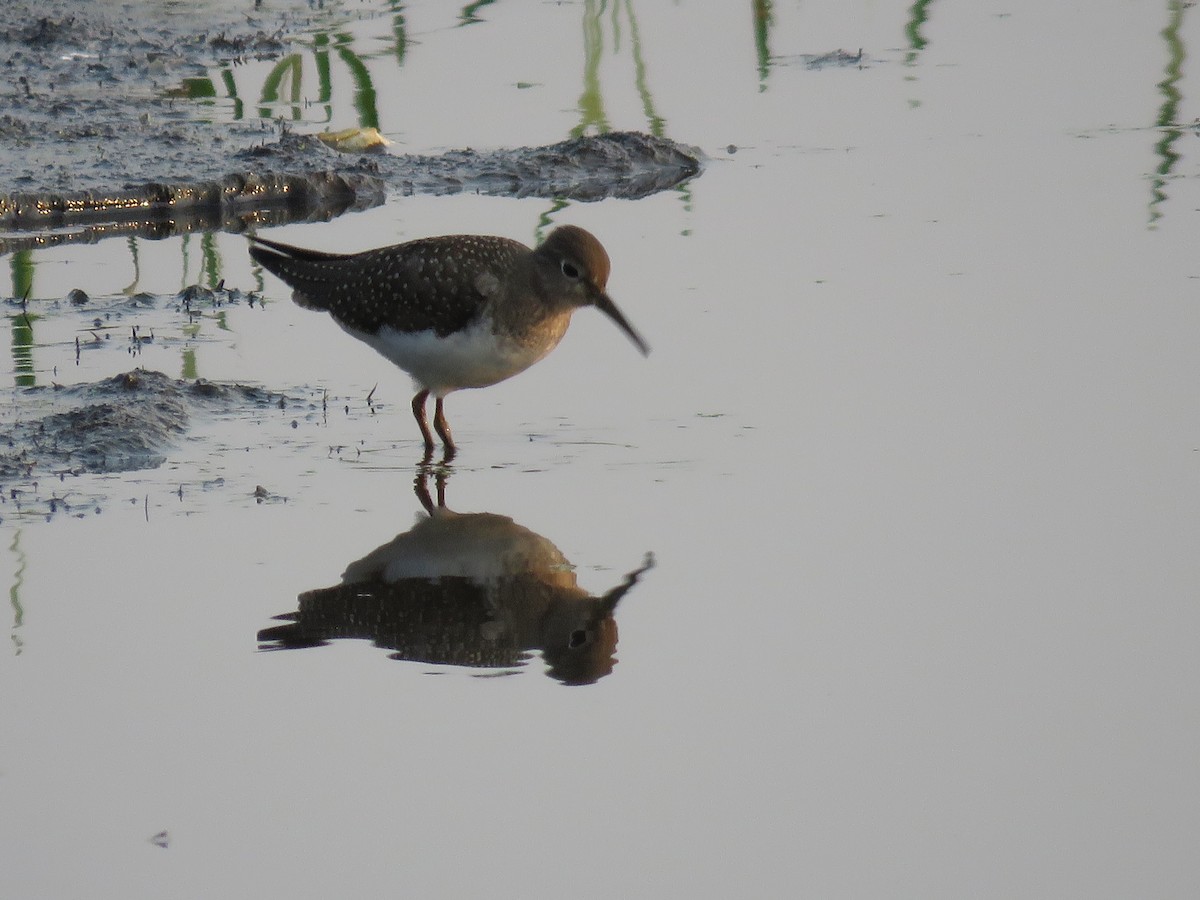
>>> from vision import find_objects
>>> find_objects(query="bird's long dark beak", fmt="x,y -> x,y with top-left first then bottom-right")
595,291 -> 650,356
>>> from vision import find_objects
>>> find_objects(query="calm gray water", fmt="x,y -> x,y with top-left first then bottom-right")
3,3 -> 1199,898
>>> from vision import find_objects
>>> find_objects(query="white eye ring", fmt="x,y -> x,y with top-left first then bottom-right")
561,261 -> 580,279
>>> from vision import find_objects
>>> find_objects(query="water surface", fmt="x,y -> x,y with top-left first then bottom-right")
3,3 -> 1200,898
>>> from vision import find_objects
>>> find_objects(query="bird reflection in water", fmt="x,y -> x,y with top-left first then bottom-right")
259,469 -> 654,684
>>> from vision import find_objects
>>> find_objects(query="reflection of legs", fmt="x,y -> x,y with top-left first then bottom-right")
411,389 -> 435,453
414,468 -> 434,513
413,465 -> 449,514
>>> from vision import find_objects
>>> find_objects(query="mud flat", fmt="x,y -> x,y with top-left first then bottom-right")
0,0 -> 702,249
0,370 -> 282,481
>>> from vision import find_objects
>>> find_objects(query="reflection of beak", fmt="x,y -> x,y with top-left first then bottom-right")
594,290 -> 651,356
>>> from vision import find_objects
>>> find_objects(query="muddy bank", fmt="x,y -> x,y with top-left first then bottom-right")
0,0 -> 314,195
0,369 -> 281,481
0,1 -> 702,249
0,131 -> 702,252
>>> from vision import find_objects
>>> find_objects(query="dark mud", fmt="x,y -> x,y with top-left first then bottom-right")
0,131 -> 702,253
0,1 -> 702,252
0,1 -> 313,197
0,369 -> 278,481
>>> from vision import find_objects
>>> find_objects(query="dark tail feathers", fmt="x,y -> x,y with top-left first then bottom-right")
248,234 -> 354,311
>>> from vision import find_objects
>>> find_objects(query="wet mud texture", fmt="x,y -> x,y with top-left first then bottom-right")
0,369 -> 276,480
0,1 -> 702,249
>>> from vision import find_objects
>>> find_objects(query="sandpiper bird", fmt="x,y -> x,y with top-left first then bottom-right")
249,225 -> 649,457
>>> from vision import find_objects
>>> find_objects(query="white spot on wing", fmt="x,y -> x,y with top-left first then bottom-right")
474,270 -> 501,299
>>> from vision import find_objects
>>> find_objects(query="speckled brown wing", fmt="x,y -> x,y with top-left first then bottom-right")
249,234 -> 528,338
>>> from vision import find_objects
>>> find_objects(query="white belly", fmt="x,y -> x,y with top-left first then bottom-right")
350,319 -> 563,396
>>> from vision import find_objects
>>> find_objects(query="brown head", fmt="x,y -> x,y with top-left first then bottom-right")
532,225 -> 650,356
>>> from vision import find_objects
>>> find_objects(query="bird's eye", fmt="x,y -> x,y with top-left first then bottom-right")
561,261 -> 580,279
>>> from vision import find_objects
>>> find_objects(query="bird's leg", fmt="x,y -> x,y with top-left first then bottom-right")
412,389 -> 436,455
433,396 -> 456,457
